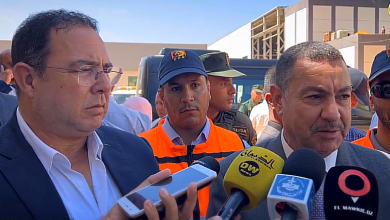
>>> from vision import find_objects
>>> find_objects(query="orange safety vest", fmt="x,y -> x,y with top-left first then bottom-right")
352,129 -> 374,149
139,118 -> 244,217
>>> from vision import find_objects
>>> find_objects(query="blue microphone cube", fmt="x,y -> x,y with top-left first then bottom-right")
267,174 -> 315,220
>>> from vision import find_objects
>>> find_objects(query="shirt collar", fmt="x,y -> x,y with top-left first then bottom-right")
281,129 -> 338,172
16,107 -> 104,172
162,116 -> 210,145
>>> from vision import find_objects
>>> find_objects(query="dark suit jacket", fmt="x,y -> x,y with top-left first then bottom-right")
0,92 -> 17,126
0,112 -> 160,220
207,134 -> 390,220
0,80 -> 12,94
255,121 -> 282,147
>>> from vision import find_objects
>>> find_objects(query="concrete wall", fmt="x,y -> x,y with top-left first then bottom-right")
284,0 -> 308,49
335,6 -> 354,32
0,40 -> 207,87
312,5 -> 332,42
208,22 -> 251,58
327,34 -> 390,76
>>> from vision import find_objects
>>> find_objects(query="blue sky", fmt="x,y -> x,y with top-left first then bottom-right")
0,0 -> 298,44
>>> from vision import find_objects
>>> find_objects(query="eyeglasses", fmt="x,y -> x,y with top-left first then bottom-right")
370,82 -> 390,99
33,65 -> 123,86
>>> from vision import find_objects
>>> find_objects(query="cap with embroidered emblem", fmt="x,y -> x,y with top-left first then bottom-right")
199,52 -> 245,78
158,50 -> 207,86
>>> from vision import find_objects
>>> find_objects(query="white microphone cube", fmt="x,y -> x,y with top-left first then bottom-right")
267,174 -> 315,220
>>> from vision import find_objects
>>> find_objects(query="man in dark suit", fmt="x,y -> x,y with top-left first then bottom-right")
207,41 -> 390,220
1,9 -> 200,220
0,92 -> 18,126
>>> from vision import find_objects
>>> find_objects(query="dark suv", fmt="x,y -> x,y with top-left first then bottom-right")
135,48 -> 374,130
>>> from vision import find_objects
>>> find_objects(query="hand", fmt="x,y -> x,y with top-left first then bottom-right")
102,169 -> 198,220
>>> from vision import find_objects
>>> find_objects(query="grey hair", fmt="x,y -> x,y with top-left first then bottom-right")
263,66 -> 276,94
275,41 -> 345,95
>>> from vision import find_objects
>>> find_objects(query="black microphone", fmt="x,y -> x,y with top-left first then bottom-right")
324,166 -> 379,220
267,148 -> 325,220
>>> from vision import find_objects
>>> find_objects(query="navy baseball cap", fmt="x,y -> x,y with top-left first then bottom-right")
369,49 -> 390,84
158,50 -> 207,86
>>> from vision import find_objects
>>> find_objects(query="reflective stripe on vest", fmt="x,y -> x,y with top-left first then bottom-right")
139,118 -> 244,217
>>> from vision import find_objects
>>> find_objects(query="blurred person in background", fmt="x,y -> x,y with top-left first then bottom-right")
151,91 -> 167,128
102,68 -> 152,134
238,84 -> 263,117
250,66 -> 274,138
344,67 -> 369,142
123,96 -> 153,121
0,49 -> 16,95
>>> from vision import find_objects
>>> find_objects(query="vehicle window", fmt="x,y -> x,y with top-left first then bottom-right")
112,94 -> 135,105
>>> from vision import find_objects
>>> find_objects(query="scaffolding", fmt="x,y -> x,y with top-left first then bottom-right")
251,7 -> 286,59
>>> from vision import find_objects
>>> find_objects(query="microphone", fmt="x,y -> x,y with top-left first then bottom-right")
217,146 -> 285,220
191,155 -> 221,175
267,148 -> 325,220
324,166 -> 379,220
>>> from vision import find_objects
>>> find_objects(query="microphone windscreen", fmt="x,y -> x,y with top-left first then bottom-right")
282,148 -> 325,192
223,146 -> 284,211
324,166 -> 378,220
191,156 -> 220,174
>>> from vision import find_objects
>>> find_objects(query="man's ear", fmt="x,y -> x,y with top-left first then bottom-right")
369,95 -> 375,110
265,93 -> 273,109
13,63 -> 37,98
270,85 -> 283,117
207,80 -> 211,99
158,87 -> 164,102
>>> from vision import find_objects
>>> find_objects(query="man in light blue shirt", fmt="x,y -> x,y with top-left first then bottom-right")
102,71 -> 151,134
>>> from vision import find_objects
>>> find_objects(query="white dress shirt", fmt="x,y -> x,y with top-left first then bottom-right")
17,108 -> 122,220
281,129 -> 337,172
249,101 -> 269,139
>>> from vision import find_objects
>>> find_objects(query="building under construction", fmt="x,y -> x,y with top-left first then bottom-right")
251,7 -> 286,59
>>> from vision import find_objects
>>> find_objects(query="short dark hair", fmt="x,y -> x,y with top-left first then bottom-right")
263,66 -> 276,94
11,9 -> 99,77
275,41 -> 345,95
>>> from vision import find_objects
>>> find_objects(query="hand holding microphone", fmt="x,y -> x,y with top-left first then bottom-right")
217,146 -> 285,220
267,148 -> 326,220
324,166 -> 379,220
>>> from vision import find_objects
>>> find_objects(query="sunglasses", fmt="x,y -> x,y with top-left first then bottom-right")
370,81 -> 390,99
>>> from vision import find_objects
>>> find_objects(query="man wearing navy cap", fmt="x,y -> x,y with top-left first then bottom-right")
139,49 -> 250,219
353,49 -> 390,153
344,67 -> 369,142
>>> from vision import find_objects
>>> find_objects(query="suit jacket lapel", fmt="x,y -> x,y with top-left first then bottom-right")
98,129 -> 141,195
265,134 -> 287,160
0,112 -> 69,220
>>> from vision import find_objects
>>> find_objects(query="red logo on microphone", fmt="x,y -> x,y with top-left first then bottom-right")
338,169 -> 371,203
